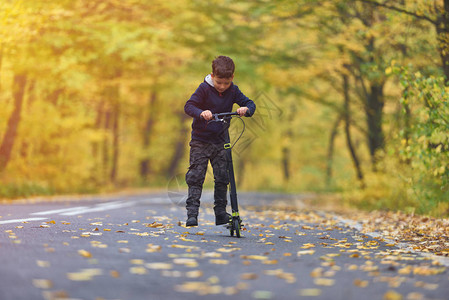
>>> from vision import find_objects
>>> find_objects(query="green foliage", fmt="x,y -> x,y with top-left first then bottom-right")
396,68 -> 449,214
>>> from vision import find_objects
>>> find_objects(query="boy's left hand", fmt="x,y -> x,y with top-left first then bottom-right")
237,107 -> 249,117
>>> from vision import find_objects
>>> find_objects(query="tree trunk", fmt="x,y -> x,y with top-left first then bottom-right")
166,113 -> 189,179
366,83 -> 385,171
436,0 -> 449,80
91,102 -> 104,182
110,89 -> 120,184
282,147 -> 290,183
0,44 -> 3,91
326,114 -> 342,187
140,90 -> 158,180
0,73 -> 27,173
343,72 -> 365,189
102,109 -> 111,182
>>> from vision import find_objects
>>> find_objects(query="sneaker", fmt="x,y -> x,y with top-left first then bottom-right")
186,216 -> 198,227
215,212 -> 231,225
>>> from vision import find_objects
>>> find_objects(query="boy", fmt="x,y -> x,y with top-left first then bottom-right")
184,56 -> 256,227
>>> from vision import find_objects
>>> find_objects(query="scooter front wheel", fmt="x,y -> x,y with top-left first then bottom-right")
233,218 -> 241,238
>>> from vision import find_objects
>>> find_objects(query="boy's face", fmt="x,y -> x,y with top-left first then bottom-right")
211,73 -> 234,93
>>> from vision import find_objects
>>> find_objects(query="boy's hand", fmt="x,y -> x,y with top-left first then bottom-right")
237,107 -> 249,117
200,110 -> 213,121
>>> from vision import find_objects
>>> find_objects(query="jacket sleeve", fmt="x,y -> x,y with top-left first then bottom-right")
234,86 -> 256,117
184,84 -> 205,119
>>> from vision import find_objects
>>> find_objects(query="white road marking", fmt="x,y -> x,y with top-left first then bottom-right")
1,200 -> 137,224
60,201 -> 135,216
31,207 -> 89,216
0,217 -> 48,225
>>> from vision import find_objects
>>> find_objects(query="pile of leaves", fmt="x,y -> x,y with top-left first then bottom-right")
345,210 -> 449,256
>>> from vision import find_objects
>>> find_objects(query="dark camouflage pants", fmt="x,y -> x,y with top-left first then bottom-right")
185,140 -> 229,218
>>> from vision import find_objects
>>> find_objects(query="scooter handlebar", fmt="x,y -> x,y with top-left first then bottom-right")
212,112 -> 239,121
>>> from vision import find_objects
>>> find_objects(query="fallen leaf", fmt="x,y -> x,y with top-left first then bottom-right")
297,250 -> 315,256
241,273 -> 258,280
202,252 -> 222,258
217,247 -> 241,253
299,288 -> 322,296
383,290 -> 402,300
130,259 -> 145,265
173,258 -> 198,267
310,268 -> 323,278
110,270 -> 120,278
32,279 -> 53,289
414,281 -> 438,290
146,262 -> 173,270
353,279 -> 369,288
186,270 -> 204,278
36,260 -> 50,268
146,244 -> 162,253
209,259 -> 229,265
262,259 -> 278,265
406,292 -> 424,300
129,266 -> 147,275
67,269 -> 102,281
314,278 -> 335,286
78,249 -> 92,258
251,290 -> 273,299
240,255 -> 267,260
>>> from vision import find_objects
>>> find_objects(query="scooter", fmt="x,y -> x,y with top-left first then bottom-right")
210,112 -> 245,238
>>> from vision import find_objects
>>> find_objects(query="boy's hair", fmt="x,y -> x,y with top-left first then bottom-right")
212,56 -> 235,78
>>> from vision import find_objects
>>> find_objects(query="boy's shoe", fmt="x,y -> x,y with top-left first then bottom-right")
186,216 -> 198,227
215,212 -> 231,225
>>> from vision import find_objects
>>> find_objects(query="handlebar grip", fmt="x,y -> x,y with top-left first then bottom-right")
214,112 -> 239,118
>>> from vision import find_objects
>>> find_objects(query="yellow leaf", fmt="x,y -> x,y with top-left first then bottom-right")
314,278 -> 335,286
383,290 -> 402,300
146,263 -> 173,270
110,270 -> 120,278
241,273 -> 258,280
32,279 -> 53,289
301,243 -> 315,249
129,266 -> 147,275
209,259 -> 229,265
310,268 -> 323,278
299,288 -> 321,296
297,250 -> 315,256
262,259 -> 278,265
130,259 -> 145,265
36,260 -> 50,268
240,255 -> 268,260
217,247 -> 241,253
353,279 -> 369,287
173,258 -> 198,267
78,250 -> 92,258
186,270 -> 203,278
67,269 -> 102,281
202,252 -> 222,258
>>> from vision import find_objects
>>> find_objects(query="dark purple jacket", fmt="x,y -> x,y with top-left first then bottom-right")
184,75 -> 256,144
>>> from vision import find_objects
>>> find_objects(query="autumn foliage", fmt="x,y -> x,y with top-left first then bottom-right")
0,0 -> 448,215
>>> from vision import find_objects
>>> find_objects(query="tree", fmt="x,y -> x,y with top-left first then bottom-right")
358,0 -> 449,79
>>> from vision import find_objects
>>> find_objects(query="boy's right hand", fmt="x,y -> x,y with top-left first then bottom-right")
200,110 -> 213,121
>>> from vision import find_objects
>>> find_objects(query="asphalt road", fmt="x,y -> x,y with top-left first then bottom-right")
0,191 -> 447,300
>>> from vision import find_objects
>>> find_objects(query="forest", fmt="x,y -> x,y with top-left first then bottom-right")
0,0 -> 448,216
